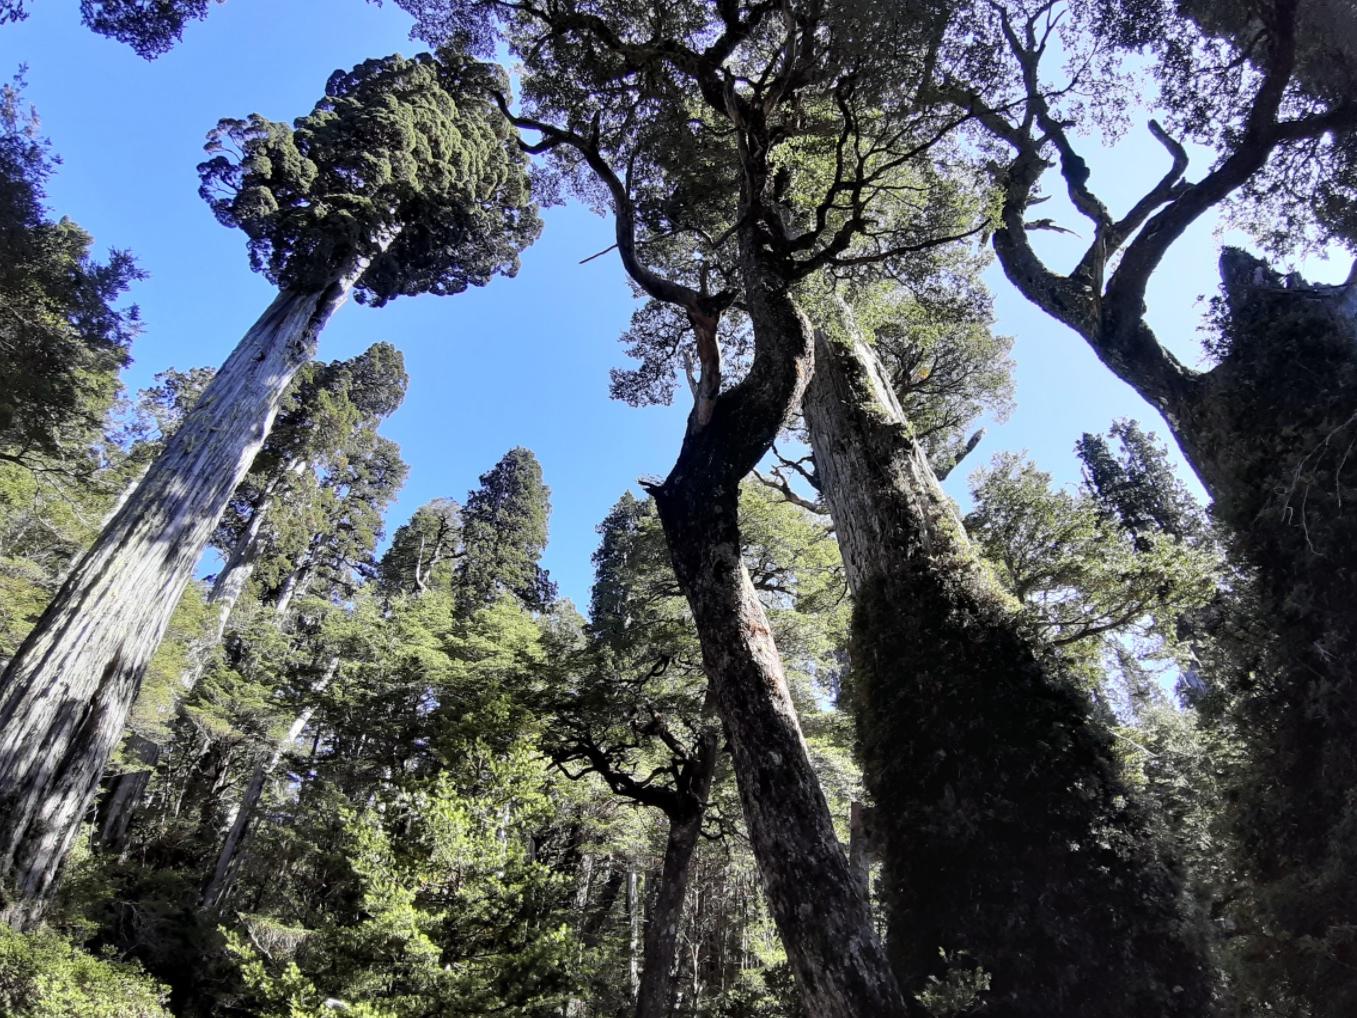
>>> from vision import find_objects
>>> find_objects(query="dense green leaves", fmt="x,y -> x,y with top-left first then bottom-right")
457,448 -> 557,612
199,51 -> 540,302
0,76 -> 140,472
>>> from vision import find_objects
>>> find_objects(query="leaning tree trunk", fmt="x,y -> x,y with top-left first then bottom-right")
648,243 -> 907,1018
96,470 -> 301,853
0,265 -> 369,922
801,308 -> 1212,1017
636,731 -> 717,1018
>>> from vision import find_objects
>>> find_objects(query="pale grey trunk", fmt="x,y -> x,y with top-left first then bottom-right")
635,732 -> 717,1018
565,855 -> 597,1018
200,657 -> 337,910
204,461 -> 302,650
0,264 -> 369,920
628,869 -> 643,1001
272,557 -> 312,618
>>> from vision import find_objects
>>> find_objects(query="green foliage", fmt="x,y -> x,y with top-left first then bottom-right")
0,73 -> 140,472
78,0 -> 223,59
966,452 -> 1219,665
457,447 -> 556,612
0,924 -> 171,1017
1076,420 -> 1208,548
379,497 -> 462,595
199,51 -> 540,302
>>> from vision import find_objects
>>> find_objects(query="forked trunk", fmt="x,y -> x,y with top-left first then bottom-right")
0,268 -> 366,921
802,311 -> 1211,1016
648,246 -> 907,1018
635,731 -> 717,1018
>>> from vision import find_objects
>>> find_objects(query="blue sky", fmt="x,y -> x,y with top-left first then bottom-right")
3,1 -> 1350,607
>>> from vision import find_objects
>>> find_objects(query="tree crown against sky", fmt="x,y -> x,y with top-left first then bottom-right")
383,0 -> 991,424
0,73 -> 140,472
198,49 -> 542,302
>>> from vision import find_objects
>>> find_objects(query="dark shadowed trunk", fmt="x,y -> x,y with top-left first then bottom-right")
95,733 -> 160,853
648,245 -> 907,1018
801,309 -> 1211,1016
1170,253 -> 1357,1011
635,731 -> 717,1018
0,263 -> 370,922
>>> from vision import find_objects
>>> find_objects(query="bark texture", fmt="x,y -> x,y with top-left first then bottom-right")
635,732 -> 717,1018
649,245 -> 907,1018
0,272 -> 362,920
802,311 -> 1211,1016
1178,253 -> 1357,1014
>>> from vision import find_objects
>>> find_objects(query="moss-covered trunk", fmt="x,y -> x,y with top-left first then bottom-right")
1176,251 -> 1357,1013
802,309 -> 1211,1016
0,272 -> 362,922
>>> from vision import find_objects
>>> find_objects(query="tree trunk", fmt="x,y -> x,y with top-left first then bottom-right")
96,469 -> 303,853
1168,251 -> 1357,1015
95,733 -> 159,853
271,556 -> 313,618
0,267 -> 367,921
801,307 -> 1211,1017
635,732 -> 717,1018
200,657 -> 337,910
204,462 -> 302,649
648,244 -> 907,1018
628,869 -> 643,1001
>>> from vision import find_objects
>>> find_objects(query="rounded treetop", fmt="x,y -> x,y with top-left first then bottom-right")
198,50 -> 541,305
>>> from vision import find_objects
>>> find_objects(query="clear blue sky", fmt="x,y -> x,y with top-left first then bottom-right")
3,1 -> 1349,607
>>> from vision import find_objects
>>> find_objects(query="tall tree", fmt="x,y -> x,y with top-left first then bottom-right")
801,293 -> 1212,1015
394,1 -> 988,1007
942,6 -> 1357,1006
379,497 -> 462,596
0,73 -> 140,476
0,49 -> 538,917
457,448 -> 556,613
555,491 -> 718,1018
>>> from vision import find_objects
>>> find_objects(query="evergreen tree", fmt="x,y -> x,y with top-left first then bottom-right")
0,49 -> 538,916
457,448 -> 556,613
379,498 -> 462,596
0,74 -> 140,477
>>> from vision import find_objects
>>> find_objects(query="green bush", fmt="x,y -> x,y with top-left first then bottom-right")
0,925 -> 171,1017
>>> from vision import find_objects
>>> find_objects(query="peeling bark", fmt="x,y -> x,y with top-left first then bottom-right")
96,466 -> 302,853
802,308 -> 1211,1016
0,263 -> 370,920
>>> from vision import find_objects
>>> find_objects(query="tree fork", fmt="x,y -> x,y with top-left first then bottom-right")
647,248 -> 908,1018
